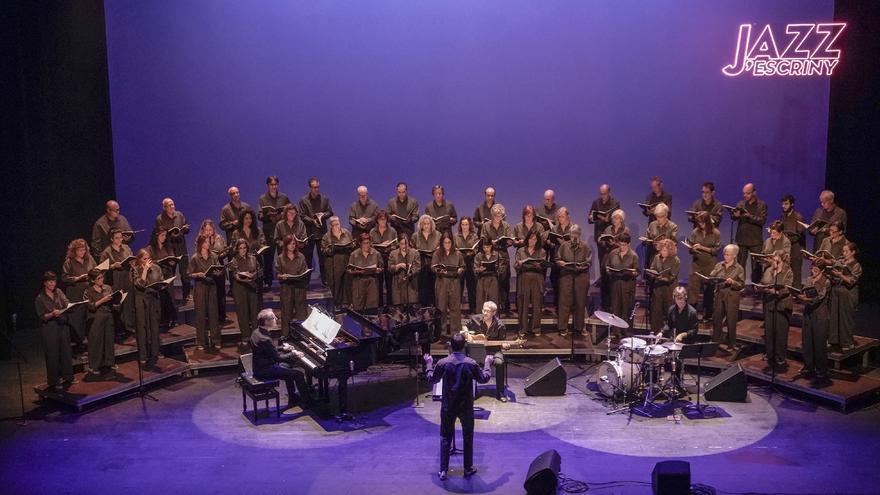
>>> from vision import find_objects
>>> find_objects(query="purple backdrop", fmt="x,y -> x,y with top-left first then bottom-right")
105,0 -> 834,273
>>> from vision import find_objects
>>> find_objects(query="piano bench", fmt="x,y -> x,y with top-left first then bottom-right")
240,373 -> 280,423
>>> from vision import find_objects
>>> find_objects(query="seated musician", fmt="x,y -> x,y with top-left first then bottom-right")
249,309 -> 313,410
464,301 -> 510,402
663,286 -> 699,344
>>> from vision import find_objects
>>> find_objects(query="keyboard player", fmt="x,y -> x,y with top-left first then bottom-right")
464,301 -> 510,402
250,309 -> 313,409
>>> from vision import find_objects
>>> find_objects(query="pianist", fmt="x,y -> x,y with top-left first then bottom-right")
250,309 -> 313,409
464,301 -> 510,402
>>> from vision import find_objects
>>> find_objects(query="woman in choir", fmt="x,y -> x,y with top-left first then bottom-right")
189,235 -> 221,351
556,224 -> 592,337
513,205 -> 546,249
388,233 -> 419,306
474,239 -> 503,313
818,221 -> 847,260
606,232 -> 640,337
758,252 -> 793,373
455,216 -> 479,314
232,209 -> 266,255
369,210 -> 397,306
647,238 -> 680,333
61,238 -> 95,352
431,232 -> 464,334
229,238 -> 262,346
686,211 -> 721,320
321,216 -> 354,307
599,209 -> 629,311
197,219 -> 228,323
798,264 -> 830,382
273,204 -> 308,249
34,271 -> 74,389
147,226 -> 178,329
276,234 -> 310,338
762,220 -> 792,260
100,228 -> 135,337
481,203 -> 514,314
347,233 -> 383,311
412,214 -> 442,307
133,248 -> 163,367
515,230 -> 547,338
84,268 -> 116,376
828,241 -> 862,351
709,245 -> 745,349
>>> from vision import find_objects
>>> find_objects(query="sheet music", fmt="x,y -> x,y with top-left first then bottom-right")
301,307 -> 341,345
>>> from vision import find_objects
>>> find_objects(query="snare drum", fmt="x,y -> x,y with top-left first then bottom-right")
595,360 -> 642,397
644,344 -> 669,366
617,337 -> 647,364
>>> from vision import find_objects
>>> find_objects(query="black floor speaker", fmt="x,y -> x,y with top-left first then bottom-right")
652,460 -> 690,495
524,357 -> 566,396
524,449 -> 561,495
704,363 -> 748,402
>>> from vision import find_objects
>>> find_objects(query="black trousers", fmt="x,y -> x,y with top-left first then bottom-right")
737,243 -> 762,284
493,352 -> 506,399
255,363 -> 310,403
460,257 -> 477,314
262,244 -> 276,287
440,404 -> 475,471
41,321 -> 73,386
764,309 -> 791,367
303,239 -> 326,284
803,307 -> 829,376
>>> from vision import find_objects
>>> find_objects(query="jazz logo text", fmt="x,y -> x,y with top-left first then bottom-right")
722,23 -> 846,77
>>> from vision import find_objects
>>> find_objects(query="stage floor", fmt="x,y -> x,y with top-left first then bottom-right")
2,362 -> 880,494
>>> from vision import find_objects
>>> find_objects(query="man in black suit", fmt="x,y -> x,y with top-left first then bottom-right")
249,309 -> 312,409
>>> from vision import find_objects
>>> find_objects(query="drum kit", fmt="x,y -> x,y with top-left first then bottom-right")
592,310 -> 689,415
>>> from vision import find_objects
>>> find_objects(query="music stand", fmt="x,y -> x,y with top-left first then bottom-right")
679,342 -> 719,415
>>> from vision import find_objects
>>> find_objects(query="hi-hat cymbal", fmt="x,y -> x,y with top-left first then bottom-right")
593,310 -> 629,329
634,334 -> 661,340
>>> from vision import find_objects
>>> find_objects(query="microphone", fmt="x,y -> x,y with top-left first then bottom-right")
629,301 -> 640,321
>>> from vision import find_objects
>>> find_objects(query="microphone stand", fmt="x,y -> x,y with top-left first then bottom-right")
411,331 -> 424,408
1,314 -> 29,426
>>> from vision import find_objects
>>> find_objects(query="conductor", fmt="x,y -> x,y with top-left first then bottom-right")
424,333 -> 493,481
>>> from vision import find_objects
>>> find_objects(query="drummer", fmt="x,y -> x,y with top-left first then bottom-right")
663,286 -> 699,344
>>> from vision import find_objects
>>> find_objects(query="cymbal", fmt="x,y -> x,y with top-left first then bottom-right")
634,334 -> 661,340
663,342 -> 684,351
593,310 -> 629,329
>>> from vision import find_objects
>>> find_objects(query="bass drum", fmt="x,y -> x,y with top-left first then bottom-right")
595,360 -> 642,397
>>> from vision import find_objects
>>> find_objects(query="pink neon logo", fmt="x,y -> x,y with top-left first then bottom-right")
722,23 -> 846,77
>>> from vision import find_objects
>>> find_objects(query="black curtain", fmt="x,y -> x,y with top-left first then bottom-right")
2,0 -> 115,357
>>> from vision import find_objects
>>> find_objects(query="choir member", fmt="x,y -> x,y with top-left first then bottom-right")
348,185 -> 379,238
810,190 -> 847,251
465,300 -> 510,401
514,230 -> 547,337
369,210 -> 398,306
797,264 -> 830,383
387,182 -> 419,237
687,182 -> 723,228
556,224 -> 592,336
189,235 -> 222,350
647,238 -> 680,333
589,185 -> 620,309
762,220 -> 792,261
91,200 -> 135,258
598,209 -> 629,310
147,226 -> 178,329
35,271 -> 74,389
132,248 -> 163,368
155,198 -> 191,301
757,252 -> 793,373
100,228 -> 135,337
62,238 -> 95,351
412,214 -> 442,306
513,205 -> 546,248
481,203 -> 514,314
547,206 -> 573,308
455,217 -> 479,313
299,177 -> 334,285
231,209 -> 266,254
818,221 -> 847,259
84,268 -> 116,376
472,186 -> 497,233
197,220 -> 228,323
388,233 -> 420,305
538,190 -> 560,230
431,232 -> 465,333
347,234 -> 383,311
667,287 -> 699,344
258,176 -> 291,287
606,232 -> 640,336
320,216 -> 354,306
732,182 -> 768,284
710,245 -> 745,349
779,194 -> 807,288
219,186 -> 251,242
686,211 -> 721,320
474,239 -> 503,312
229,238 -> 262,345
425,184 -> 458,235
644,202 -> 678,267
276,234 -> 310,337
273,204 -> 308,249
827,241 -> 861,351
643,176 -> 672,223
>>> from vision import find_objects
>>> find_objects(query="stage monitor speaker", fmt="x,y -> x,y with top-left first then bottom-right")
524,449 -> 561,495
652,460 -> 690,495
524,357 -> 566,396
704,363 -> 748,402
